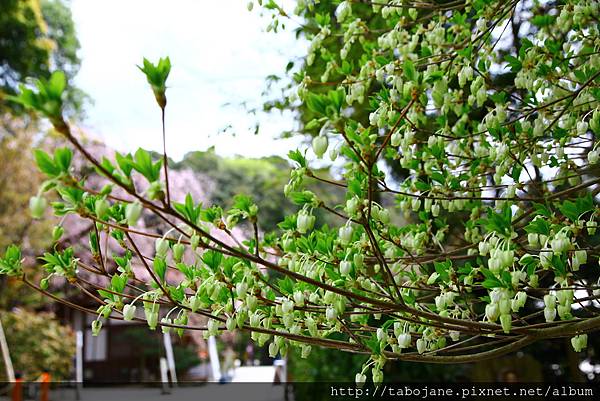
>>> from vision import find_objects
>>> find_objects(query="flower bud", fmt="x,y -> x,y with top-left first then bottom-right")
527,233 -> 539,247
416,338 -> 426,354
155,238 -> 169,257
29,196 -> 47,219
268,341 -> 279,357
123,304 -> 136,321
124,202 -> 142,226
161,318 -> 171,334
500,314 -> 512,333
340,260 -> 352,276
246,294 -> 258,311
587,220 -> 597,235
297,211 -> 315,234
281,299 -> 294,314
516,291 -> 527,306
326,306 -> 337,321
544,294 -> 556,309
397,333 -> 411,348
435,295 -> 446,311
353,253 -> 364,269
40,277 -> 49,290
172,243 -> 185,263
556,289 -> 573,306
557,304 -> 572,319
572,250 -> 587,271
339,225 -> 353,245
529,274 -> 539,288
571,334 -> 588,352
249,312 -> 261,328
92,320 -> 102,337
539,249 -> 553,269
485,303 -> 499,322
190,233 -> 200,250
312,135 -> 328,158
226,317 -> 236,332
499,299 -> 511,315
95,199 -> 109,220
52,226 -> 64,242
147,311 -> 158,330
293,290 -> 305,306
188,295 -> 201,313
236,282 -> 248,298
207,319 -> 219,336
355,373 -> 367,387
478,241 -> 490,256
346,197 -> 360,215
372,368 -> 383,384
306,316 -> 317,336
544,307 -> 557,322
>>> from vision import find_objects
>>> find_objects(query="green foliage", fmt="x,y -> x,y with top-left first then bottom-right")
174,149 -> 343,231
133,148 -> 163,182
0,245 -> 22,277
8,71 -> 67,120
138,57 -> 171,108
3,0 -> 600,389
0,309 -> 75,381
0,0 -> 85,117
33,146 -> 72,177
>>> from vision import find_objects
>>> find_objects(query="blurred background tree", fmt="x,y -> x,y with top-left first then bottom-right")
174,148 -> 344,232
0,0 -> 83,379
0,0 -> 87,118
0,0 -> 85,308
0,309 -> 75,381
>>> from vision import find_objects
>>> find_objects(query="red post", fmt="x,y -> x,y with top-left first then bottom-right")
11,377 -> 23,401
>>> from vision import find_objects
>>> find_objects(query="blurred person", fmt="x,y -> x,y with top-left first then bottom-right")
38,369 -> 51,401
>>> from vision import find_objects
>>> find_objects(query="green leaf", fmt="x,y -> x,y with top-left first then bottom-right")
54,147 -> 73,172
525,217 -> 550,236
168,285 -> 185,302
306,93 -> 327,115
115,152 -> 134,176
277,276 -> 295,294
133,148 -> 162,182
153,258 -> 167,282
34,150 -> 61,177
504,55 -> 522,73
202,250 -> 223,271
531,15 -> 555,28
482,278 -> 503,289
289,191 -> 317,205
111,274 -> 126,293
403,59 -> 416,81
47,71 -> 67,99
288,149 -> 307,168
433,260 -> 451,282
558,200 -> 580,222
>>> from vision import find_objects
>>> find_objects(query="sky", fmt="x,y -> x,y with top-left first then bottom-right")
70,0 -> 305,160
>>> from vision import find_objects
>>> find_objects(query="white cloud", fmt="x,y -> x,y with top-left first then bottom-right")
71,0 -> 305,160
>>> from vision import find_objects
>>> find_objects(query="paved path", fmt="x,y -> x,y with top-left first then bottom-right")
0,384 -> 286,401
